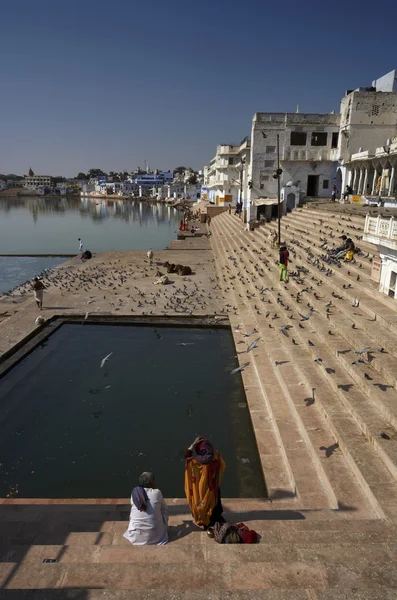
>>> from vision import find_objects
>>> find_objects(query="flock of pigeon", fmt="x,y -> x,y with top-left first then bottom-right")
213,210 -> 391,410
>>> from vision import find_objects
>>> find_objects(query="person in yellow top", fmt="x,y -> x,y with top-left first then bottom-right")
184,436 -> 226,533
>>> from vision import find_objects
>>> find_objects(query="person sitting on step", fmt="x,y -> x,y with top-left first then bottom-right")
123,472 -> 168,545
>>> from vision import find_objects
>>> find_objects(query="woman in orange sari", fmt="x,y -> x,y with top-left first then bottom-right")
184,436 -> 226,533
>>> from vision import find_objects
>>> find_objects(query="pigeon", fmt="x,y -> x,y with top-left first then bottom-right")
247,338 -> 260,352
355,348 -> 369,355
299,309 -> 313,321
231,362 -> 250,375
280,325 -> 291,337
100,352 -> 113,368
378,347 -> 385,353
314,357 -> 323,364
380,432 -> 391,440
364,373 -> 372,380
243,328 -> 258,337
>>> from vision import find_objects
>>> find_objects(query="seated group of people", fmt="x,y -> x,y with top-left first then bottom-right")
123,436 -> 225,546
330,235 -> 356,261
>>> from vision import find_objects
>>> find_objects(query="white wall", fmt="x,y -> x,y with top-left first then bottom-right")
339,91 -> 397,161
373,70 -> 397,93
379,246 -> 397,298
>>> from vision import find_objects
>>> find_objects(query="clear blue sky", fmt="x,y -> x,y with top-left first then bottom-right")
1,0 -> 396,177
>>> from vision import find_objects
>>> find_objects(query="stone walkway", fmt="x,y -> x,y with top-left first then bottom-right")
1,215 -> 397,597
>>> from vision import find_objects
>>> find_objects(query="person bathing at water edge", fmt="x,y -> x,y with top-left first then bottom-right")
184,436 -> 226,537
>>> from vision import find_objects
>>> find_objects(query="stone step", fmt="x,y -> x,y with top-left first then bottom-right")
222,215 -> 397,473
264,220 -> 385,313
214,214 -> 397,520
1,552 -> 397,592
250,225 -> 397,392
212,223 -> 338,509
282,210 -> 374,273
257,221 -> 397,337
210,230 -> 297,501
212,217 -> 375,515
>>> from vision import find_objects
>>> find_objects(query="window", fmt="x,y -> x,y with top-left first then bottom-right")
290,131 -> 307,146
371,105 -> 379,116
331,132 -> 339,148
228,157 -> 234,165
261,175 -> 270,182
266,146 -> 276,153
311,132 -> 328,146
323,180 -> 329,189
260,184 -> 264,189
264,160 -> 274,168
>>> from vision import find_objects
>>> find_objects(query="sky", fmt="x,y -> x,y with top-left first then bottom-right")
1,0 -> 397,177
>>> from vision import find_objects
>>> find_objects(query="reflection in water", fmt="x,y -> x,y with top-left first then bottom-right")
0,197 -> 181,254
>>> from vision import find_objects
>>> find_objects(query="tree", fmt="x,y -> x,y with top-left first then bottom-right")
187,174 -> 197,185
173,166 -> 186,175
76,172 -> 88,180
88,168 -> 106,178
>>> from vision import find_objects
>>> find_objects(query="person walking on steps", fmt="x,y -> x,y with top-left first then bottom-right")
279,245 -> 289,282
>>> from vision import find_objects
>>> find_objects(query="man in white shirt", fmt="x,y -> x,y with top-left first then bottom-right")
78,238 -> 83,253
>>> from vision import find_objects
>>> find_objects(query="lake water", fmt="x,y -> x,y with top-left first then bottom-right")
0,196 -> 181,255
0,256 -> 66,294
0,324 -> 266,498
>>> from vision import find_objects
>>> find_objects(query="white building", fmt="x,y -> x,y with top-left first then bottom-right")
246,112 -> 340,223
203,138 -> 251,206
23,174 -> 54,190
337,71 -> 397,200
363,214 -> 397,298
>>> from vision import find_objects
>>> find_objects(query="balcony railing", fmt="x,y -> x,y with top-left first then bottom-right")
282,148 -> 335,161
364,215 -> 397,242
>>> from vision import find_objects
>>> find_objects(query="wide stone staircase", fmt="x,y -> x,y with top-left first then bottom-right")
2,206 -> 397,597
1,500 -> 397,597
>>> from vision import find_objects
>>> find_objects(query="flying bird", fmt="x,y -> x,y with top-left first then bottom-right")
247,338 -> 260,352
231,362 -> 250,375
299,309 -> 313,321
243,328 -> 258,337
100,352 -> 113,368
355,348 -> 369,355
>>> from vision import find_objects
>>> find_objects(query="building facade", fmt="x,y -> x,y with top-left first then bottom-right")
246,112 -> 340,222
23,174 -> 54,190
203,138 -> 250,206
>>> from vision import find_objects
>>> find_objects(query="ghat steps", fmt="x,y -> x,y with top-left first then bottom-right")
211,210 -> 397,525
1,502 -> 397,596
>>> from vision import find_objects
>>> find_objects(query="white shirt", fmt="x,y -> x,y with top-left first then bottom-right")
79,240 -> 83,251
123,488 -> 168,546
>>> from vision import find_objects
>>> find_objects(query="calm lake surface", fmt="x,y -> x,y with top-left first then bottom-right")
0,324 -> 266,498
0,196 -> 181,254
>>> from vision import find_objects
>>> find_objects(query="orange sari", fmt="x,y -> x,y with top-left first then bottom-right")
184,450 -> 226,527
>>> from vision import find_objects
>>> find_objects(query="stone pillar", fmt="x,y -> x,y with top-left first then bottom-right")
352,169 -> 358,191
362,168 -> 368,196
357,168 -> 364,195
380,168 -> 386,194
388,166 -> 395,196
371,170 -> 378,194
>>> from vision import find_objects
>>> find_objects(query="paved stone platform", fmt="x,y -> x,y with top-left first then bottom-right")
1,217 -> 397,597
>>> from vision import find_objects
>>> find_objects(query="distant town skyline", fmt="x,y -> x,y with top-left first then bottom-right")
1,0 -> 397,177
